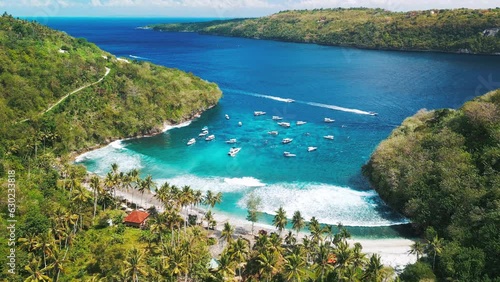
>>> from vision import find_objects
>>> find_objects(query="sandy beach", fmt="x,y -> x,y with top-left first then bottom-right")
111,184 -> 416,271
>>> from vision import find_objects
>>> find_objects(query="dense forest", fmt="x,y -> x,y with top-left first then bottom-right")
149,8 -> 500,55
364,90 -> 500,281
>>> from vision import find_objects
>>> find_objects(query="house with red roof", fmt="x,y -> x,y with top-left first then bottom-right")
123,210 -> 150,228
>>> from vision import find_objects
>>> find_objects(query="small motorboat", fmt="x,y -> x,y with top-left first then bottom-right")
296,121 -> 307,125
254,111 -> 266,116
284,99 -> 295,103
205,135 -> 215,141
226,139 -> 237,144
238,121 -> 243,127
307,147 -> 317,152
228,147 -> 241,157
283,151 -> 296,157
368,111 -> 378,116
187,138 -> 196,146
202,126 -> 209,131
225,114 -> 230,120
324,135 -> 334,140
282,138 -> 293,144
199,130 -> 209,137
324,118 -> 335,123
268,131 -> 279,136
272,116 -> 283,121
277,122 -> 291,128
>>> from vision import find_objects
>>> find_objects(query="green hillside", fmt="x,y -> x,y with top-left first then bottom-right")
0,13 -> 222,157
149,8 -> 500,55
364,89 -> 500,280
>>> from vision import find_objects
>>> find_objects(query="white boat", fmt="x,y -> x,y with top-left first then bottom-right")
282,138 -> 293,144
284,99 -> 295,103
324,118 -> 335,123
205,135 -> 215,141
202,126 -> 209,131
238,121 -> 243,127
368,111 -> 378,116
225,114 -> 230,120
187,138 -> 196,146
226,139 -> 237,144
307,146 -> 317,152
228,147 -> 241,157
324,135 -> 334,140
199,130 -> 209,137
254,111 -> 266,116
283,151 -> 296,157
277,122 -> 291,128
296,121 -> 307,125
268,131 -> 279,136
272,116 -> 283,120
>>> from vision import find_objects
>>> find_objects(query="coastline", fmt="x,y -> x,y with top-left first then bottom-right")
71,105 -> 216,162
111,183 -> 416,271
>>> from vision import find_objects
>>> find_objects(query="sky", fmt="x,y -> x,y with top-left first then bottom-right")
2,0 -> 500,18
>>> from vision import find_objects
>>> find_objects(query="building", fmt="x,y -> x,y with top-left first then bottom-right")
123,210 -> 150,228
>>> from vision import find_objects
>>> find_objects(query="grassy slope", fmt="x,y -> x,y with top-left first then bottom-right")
0,14 -> 222,156
149,8 -> 500,54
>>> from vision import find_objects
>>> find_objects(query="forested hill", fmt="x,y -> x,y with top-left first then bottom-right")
0,13 -> 222,156
363,89 -> 500,280
149,8 -> 500,55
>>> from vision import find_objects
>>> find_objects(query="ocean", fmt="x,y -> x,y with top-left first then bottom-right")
42,17 -> 500,238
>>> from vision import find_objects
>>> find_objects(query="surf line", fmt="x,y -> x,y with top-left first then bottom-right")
223,88 -> 375,116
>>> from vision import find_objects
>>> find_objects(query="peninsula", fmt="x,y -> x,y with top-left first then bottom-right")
148,8 -> 500,55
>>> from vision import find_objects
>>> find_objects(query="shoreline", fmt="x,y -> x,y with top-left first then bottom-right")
111,183 -> 416,271
71,105 -> 216,162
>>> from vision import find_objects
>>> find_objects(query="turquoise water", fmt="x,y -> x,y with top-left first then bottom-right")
44,18 -> 500,238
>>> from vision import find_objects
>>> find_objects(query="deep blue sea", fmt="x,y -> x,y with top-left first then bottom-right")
41,18 -> 500,237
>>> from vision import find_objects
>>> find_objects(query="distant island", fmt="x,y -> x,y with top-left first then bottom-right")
148,8 -> 500,55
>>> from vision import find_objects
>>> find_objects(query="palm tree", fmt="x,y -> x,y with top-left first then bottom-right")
273,206 -> 288,237
308,217 -> 321,244
228,238 -> 249,277
71,184 -> 91,230
217,251 -> 236,281
426,235 -> 443,270
291,210 -> 305,241
283,253 -> 309,282
90,175 -> 101,219
363,254 -> 383,282
179,185 -> 194,232
409,241 -> 425,261
24,256 -> 52,282
123,248 -> 148,282
256,250 -> 278,282
204,210 -> 215,230
314,242 -> 335,282
335,240 -> 355,279
220,222 -> 234,247
204,190 -> 222,210
139,175 -> 156,209
47,247 -> 67,281
246,209 -> 259,236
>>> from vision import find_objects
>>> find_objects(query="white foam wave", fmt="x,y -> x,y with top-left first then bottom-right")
155,174 -> 407,227
224,177 -> 266,187
129,54 -> 149,60
110,140 -> 125,149
74,143 -> 143,175
163,120 -> 192,132
237,183 -> 409,227
303,101 -> 371,115
155,175 -> 256,193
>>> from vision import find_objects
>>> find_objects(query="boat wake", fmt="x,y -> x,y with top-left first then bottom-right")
225,88 -> 374,115
129,55 -> 149,60
226,89 -> 294,103
300,101 -> 373,115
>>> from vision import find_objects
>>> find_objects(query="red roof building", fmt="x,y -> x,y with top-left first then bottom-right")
123,210 -> 150,228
